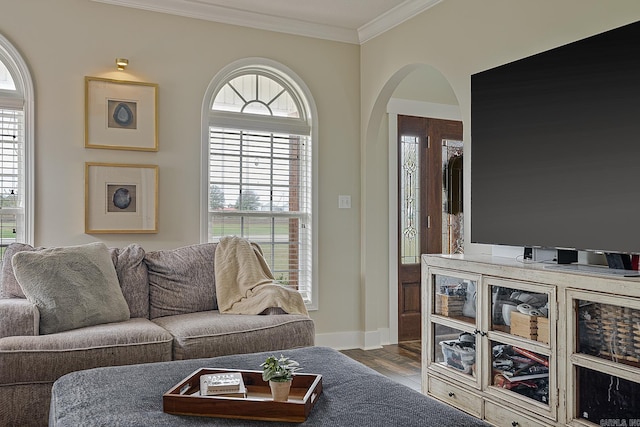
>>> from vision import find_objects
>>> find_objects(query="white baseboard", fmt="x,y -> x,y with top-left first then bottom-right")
314,328 -> 391,350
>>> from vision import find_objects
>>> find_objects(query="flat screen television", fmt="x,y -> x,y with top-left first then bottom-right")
471,20 -> 640,255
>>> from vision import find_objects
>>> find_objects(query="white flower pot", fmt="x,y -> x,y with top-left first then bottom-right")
269,380 -> 292,402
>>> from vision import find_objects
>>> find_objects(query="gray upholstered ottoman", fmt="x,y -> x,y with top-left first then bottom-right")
49,346 -> 488,426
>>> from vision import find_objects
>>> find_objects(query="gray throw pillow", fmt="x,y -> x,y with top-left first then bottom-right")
11,242 -> 130,334
109,244 -> 149,319
144,243 -> 217,319
0,243 -> 42,298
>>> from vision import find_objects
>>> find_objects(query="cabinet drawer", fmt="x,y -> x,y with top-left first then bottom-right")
428,376 -> 483,418
484,400 -> 552,427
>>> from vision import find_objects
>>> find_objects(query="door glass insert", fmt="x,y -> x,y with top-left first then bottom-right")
576,300 -> 640,366
434,323 -> 476,377
442,139 -> 463,254
400,134 -> 420,264
491,342 -> 550,405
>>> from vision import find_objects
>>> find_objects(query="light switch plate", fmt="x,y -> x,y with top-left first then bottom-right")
338,195 -> 351,209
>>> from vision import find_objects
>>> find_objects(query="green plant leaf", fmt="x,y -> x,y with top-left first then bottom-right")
260,354 -> 300,382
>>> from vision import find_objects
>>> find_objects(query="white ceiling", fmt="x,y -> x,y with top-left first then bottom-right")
91,0 -> 443,44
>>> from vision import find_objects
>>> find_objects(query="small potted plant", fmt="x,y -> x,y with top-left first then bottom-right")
260,354 -> 300,402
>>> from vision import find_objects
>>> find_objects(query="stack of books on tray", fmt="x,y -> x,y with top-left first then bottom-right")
199,372 -> 247,398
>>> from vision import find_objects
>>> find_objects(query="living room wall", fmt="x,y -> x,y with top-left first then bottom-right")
0,0 -> 361,341
359,0 -> 640,341
5,0 -> 640,350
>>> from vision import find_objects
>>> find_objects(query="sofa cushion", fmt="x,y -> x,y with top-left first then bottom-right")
11,242 -> 130,334
144,243 -> 217,319
0,318 -> 173,385
0,243 -> 43,299
109,244 -> 149,319
151,310 -> 315,359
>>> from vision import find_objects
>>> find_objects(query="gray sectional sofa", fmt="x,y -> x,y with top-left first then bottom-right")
0,242 -> 315,426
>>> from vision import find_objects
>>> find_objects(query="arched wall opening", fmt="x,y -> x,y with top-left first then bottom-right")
361,63 -> 461,346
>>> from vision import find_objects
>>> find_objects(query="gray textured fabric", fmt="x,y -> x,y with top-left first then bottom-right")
145,243 -> 218,319
0,382 -> 52,427
2,243 -> 149,318
261,307 -> 287,315
11,242 -> 131,334
0,298 -> 38,338
109,243 -> 149,318
50,346 -> 489,427
0,318 -> 173,426
152,310 -> 315,359
0,242 -> 42,299
0,318 -> 173,385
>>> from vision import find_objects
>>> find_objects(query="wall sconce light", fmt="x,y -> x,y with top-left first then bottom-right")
115,58 -> 129,71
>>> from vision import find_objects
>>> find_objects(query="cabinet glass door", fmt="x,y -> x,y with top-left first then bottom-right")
490,341 -> 551,405
569,290 -> 640,425
576,367 -> 640,424
427,270 -> 480,387
433,323 -> 477,378
576,299 -> 640,365
489,282 -> 550,343
432,273 -> 477,324
485,278 -> 555,416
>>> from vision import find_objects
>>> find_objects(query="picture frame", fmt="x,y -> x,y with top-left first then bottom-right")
85,162 -> 158,233
85,76 -> 158,151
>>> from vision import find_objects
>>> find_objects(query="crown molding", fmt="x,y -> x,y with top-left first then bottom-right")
358,0 -> 443,44
91,0 -> 442,45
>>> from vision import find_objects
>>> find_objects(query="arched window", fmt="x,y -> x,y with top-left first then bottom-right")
202,59 -> 317,308
0,34 -> 33,252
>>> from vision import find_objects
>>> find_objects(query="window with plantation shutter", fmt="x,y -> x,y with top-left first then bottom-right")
0,34 -> 33,255
203,62 -> 316,307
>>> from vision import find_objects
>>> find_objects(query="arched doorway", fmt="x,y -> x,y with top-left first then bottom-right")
364,63 -> 462,344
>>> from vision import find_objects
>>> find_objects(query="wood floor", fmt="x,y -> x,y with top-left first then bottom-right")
340,340 -> 422,392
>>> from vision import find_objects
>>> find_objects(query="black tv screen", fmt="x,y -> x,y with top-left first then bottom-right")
471,20 -> 640,254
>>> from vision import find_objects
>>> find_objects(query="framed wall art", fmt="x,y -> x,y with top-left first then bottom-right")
85,162 -> 158,233
85,76 -> 158,151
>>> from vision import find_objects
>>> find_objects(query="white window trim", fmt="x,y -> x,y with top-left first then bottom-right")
200,57 -> 319,310
0,33 -> 34,246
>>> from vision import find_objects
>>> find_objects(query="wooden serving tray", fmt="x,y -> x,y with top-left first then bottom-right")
163,368 -> 323,422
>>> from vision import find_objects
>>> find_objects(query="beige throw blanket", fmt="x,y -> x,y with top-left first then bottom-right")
214,236 -> 308,316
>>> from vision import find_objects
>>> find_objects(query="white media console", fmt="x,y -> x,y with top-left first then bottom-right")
422,253 -> 640,427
